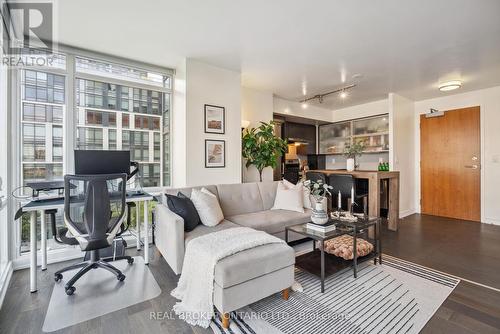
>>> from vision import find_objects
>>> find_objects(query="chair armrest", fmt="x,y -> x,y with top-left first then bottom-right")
155,203 -> 185,274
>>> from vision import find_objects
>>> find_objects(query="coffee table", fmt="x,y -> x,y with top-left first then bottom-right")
285,216 -> 381,292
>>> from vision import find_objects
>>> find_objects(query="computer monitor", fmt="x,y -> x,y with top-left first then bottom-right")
74,150 -> 131,176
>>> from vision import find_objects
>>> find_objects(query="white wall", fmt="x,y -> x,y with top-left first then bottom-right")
183,59 -> 242,186
241,87 -> 275,182
389,93 -> 415,218
414,86 -> 500,225
241,87 -> 273,128
331,99 -> 389,123
172,59 -> 187,187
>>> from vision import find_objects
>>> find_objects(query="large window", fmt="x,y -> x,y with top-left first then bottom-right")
16,51 -> 172,254
74,58 -> 170,187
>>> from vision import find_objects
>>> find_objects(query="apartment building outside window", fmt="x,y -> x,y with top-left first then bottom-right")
16,50 -> 172,254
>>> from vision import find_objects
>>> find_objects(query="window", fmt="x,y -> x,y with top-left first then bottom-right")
16,51 -> 172,255
19,68 -> 67,253
75,60 -> 169,186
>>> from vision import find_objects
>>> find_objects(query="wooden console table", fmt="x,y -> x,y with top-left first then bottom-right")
309,170 -> 400,231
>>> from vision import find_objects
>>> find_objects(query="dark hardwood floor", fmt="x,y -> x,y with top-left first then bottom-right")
383,214 -> 500,333
1,213 -> 499,333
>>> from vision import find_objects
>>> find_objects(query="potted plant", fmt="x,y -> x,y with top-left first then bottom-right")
343,142 -> 365,171
303,179 -> 333,224
242,121 -> 287,182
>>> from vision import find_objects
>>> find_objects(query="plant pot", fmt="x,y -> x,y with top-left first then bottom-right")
346,158 -> 355,172
311,200 -> 329,225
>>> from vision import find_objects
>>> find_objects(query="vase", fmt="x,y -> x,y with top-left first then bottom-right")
346,158 -> 355,171
311,199 -> 329,225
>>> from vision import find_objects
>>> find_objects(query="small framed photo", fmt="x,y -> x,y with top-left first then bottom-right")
205,140 -> 225,168
204,104 -> 225,134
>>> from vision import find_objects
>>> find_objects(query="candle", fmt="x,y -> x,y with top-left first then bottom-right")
351,186 -> 355,205
338,190 -> 341,209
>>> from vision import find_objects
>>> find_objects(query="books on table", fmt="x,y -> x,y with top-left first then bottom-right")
306,221 -> 337,233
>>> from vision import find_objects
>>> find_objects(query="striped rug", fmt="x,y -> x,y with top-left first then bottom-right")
210,255 -> 459,334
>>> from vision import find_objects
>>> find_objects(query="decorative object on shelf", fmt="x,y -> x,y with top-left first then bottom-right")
330,210 -> 358,222
242,121 -> 287,182
205,139 -> 225,168
204,104 -> 225,134
343,142 -> 365,171
378,161 -> 389,171
303,179 -> 333,225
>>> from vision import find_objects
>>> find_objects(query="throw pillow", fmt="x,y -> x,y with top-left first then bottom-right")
165,192 -> 201,232
271,181 -> 305,213
283,179 -> 312,209
190,187 -> 224,227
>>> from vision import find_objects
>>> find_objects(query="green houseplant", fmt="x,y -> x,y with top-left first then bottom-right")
343,142 -> 365,171
242,121 -> 287,182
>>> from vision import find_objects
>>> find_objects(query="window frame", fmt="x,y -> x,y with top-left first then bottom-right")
11,46 -> 173,260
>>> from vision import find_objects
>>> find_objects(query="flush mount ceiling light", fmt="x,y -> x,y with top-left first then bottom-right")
300,84 -> 356,105
439,80 -> 462,92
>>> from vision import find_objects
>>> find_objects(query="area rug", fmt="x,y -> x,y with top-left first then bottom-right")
210,255 -> 459,334
42,256 -> 161,332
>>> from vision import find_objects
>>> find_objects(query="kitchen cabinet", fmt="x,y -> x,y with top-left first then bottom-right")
319,114 -> 389,154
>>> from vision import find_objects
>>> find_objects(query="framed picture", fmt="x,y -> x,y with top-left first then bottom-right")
205,140 -> 225,168
204,104 -> 225,134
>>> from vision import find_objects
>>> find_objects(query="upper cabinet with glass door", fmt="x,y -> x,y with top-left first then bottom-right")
319,121 -> 351,154
352,115 -> 389,152
318,114 -> 390,154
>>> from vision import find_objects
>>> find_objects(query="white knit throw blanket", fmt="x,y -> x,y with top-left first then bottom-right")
171,227 -> 285,328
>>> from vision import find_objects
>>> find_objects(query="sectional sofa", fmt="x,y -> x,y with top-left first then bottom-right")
155,181 -> 313,328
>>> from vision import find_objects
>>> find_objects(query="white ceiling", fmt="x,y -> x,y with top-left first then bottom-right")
52,0 -> 500,109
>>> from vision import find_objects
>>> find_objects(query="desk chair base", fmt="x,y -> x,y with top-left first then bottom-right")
54,250 -> 133,295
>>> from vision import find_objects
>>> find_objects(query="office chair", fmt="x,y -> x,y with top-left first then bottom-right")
327,174 -> 369,215
49,199 -> 136,261
54,174 -> 133,295
283,164 -> 300,184
305,171 -> 327,184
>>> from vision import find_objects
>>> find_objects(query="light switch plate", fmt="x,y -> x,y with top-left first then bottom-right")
493,155 -> 500,163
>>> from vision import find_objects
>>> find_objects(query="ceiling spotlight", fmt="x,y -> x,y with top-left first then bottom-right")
439,80 -> 462,92
299,84 -> 356,105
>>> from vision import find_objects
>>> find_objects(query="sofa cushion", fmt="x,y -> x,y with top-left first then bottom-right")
214,243 -> 294,288
190,188 -> 224,227
165,192 -> 201,232
257,181 -> 279,210
184,220 -> 238,248
216,183 -> 264,216
226,209 -> 312,235
164,185 -> 219,201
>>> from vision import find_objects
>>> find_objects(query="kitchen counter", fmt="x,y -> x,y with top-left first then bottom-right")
309,169 -> 400,231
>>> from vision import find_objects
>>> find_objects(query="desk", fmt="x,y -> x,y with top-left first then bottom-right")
19,192 -> 154,293
309,170 -> 400,231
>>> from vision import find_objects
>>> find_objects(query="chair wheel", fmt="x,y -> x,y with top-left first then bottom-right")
127,258 -> 134,264
117,274 -> 126,281
54,273 -> 63,282
65,286 -> 76,295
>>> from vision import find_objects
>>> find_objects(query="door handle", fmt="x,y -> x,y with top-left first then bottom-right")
464,165 -> 479,169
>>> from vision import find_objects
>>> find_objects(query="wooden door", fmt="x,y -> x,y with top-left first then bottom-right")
420,106 -> 481,221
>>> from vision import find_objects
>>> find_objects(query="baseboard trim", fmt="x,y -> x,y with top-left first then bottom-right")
0,261 -> 13,311
483,218 -> 500,226
399,209 -> 416,219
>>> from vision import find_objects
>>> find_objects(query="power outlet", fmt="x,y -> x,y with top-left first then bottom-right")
331,158 -> 336,164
